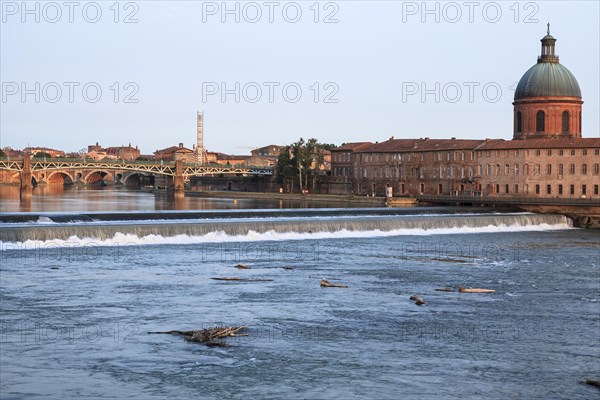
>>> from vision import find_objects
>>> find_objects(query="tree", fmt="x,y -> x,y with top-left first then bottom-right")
32,151 -> 52,158
275,138 -> 336,193
0,148 -> 6,157
275,146 -> 296,192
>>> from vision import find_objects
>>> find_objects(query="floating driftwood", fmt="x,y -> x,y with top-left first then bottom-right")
409,294 -> 425,305
235,263 -> 251,269
310,275 -> 341,280
148,325 -> 248,347
320,279 -> 348,288
210,277 -> 273,282
435,287 -> 454,292
458,287 -> 495,293
586,379 -> 600,388
281,266 -> 294,270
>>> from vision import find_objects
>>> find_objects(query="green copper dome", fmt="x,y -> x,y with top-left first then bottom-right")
514,26 -> 581,100
514,62 -> 581,100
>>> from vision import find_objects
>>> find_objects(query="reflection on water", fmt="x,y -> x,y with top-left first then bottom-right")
0,186 -> 367,212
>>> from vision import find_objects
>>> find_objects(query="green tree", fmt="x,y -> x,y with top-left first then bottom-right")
32,151 -> 52,158
0,148 -> 6,157
275,138 -> 336,192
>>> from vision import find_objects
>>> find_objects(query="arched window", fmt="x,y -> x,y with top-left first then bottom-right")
536,111 -> 545,132
582,164 -> 588,175
570,164 -> 575,174
516,111 -> 523,133
562,111 -> 570,133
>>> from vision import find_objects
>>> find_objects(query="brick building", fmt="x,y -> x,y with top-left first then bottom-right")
330,28 -> 599,199
154,143 -> 195,162
23,147 -> 65,158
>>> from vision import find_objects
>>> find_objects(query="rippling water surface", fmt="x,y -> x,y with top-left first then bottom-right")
1,190 -> 599,399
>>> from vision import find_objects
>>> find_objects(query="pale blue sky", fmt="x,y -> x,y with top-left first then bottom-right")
1,1 -> 598,155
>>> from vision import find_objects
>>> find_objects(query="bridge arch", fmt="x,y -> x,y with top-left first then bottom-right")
123,173 -> 154,187
47,171 -> 74,185
85,170 -> 114,185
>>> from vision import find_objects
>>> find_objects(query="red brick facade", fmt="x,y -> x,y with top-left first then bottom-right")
513,96 -> 582,139
330,30 -> 598,200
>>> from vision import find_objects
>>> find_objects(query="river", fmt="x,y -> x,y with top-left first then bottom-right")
0,187 -> 598,399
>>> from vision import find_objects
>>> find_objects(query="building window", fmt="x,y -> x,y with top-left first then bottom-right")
505,184 -> 509,194
535,184 -> 540,194
514,149 -> 519,157
546,185 -> 551,195
595,185 -> 599,195
559,149 -> 564,156
570,164 -> 575,174
535,164 -> 540,175
536,111 -> 545,132
547,164 -> 552,175
514,164 -> 519,175
547,149 -> 552,156
594,164 -> 599,175
570,185 -> 575,195
496,184 -> 500,194
562,111 -> 570,133
570,149 -> 576,156
535,149 -> 541,156
558,164 -> 563,176
583,149 -> 587,156
595,149 -> 599,156
486,164 -> 491,176
582,164 -> 588,175
447,152 -> 451,161
515,184 -> 519,194
438,184 -> 442,194
516,111 -> 523,133
505,164 -> 510,175
558,184 -> 563,195
582,185 -> 587,195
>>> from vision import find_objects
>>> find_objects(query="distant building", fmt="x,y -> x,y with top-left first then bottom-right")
105,144 -> 140,160
251,145 -> 285,157
155,143 -> 195,162
23,147 -> 65,158
86,142 -> 140,160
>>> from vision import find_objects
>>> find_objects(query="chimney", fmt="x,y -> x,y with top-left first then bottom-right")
451,137 -> 456,140
179,143 -> 183,148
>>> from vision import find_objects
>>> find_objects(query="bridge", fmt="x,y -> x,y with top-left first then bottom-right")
1,155 -> 273,199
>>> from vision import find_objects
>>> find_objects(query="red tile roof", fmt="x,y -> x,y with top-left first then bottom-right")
477,137 -> 600,150
355,138 -> 485,153
332,142 -> 372,151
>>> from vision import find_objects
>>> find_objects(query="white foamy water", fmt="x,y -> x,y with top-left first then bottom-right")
1,222 -> 573,249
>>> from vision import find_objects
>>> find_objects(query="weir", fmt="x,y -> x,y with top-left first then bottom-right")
0,213 -> 571,243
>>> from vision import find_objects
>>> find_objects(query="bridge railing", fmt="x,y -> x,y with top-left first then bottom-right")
0,157 -> 273,171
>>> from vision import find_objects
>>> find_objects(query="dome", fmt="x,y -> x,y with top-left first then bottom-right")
514,62 -> 582,100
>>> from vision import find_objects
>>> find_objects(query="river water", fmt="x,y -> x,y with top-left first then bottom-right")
1,188 -> 599,399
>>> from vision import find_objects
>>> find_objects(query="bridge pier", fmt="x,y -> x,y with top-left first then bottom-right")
20,154 -> 32,201
168,160 -> 185,199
